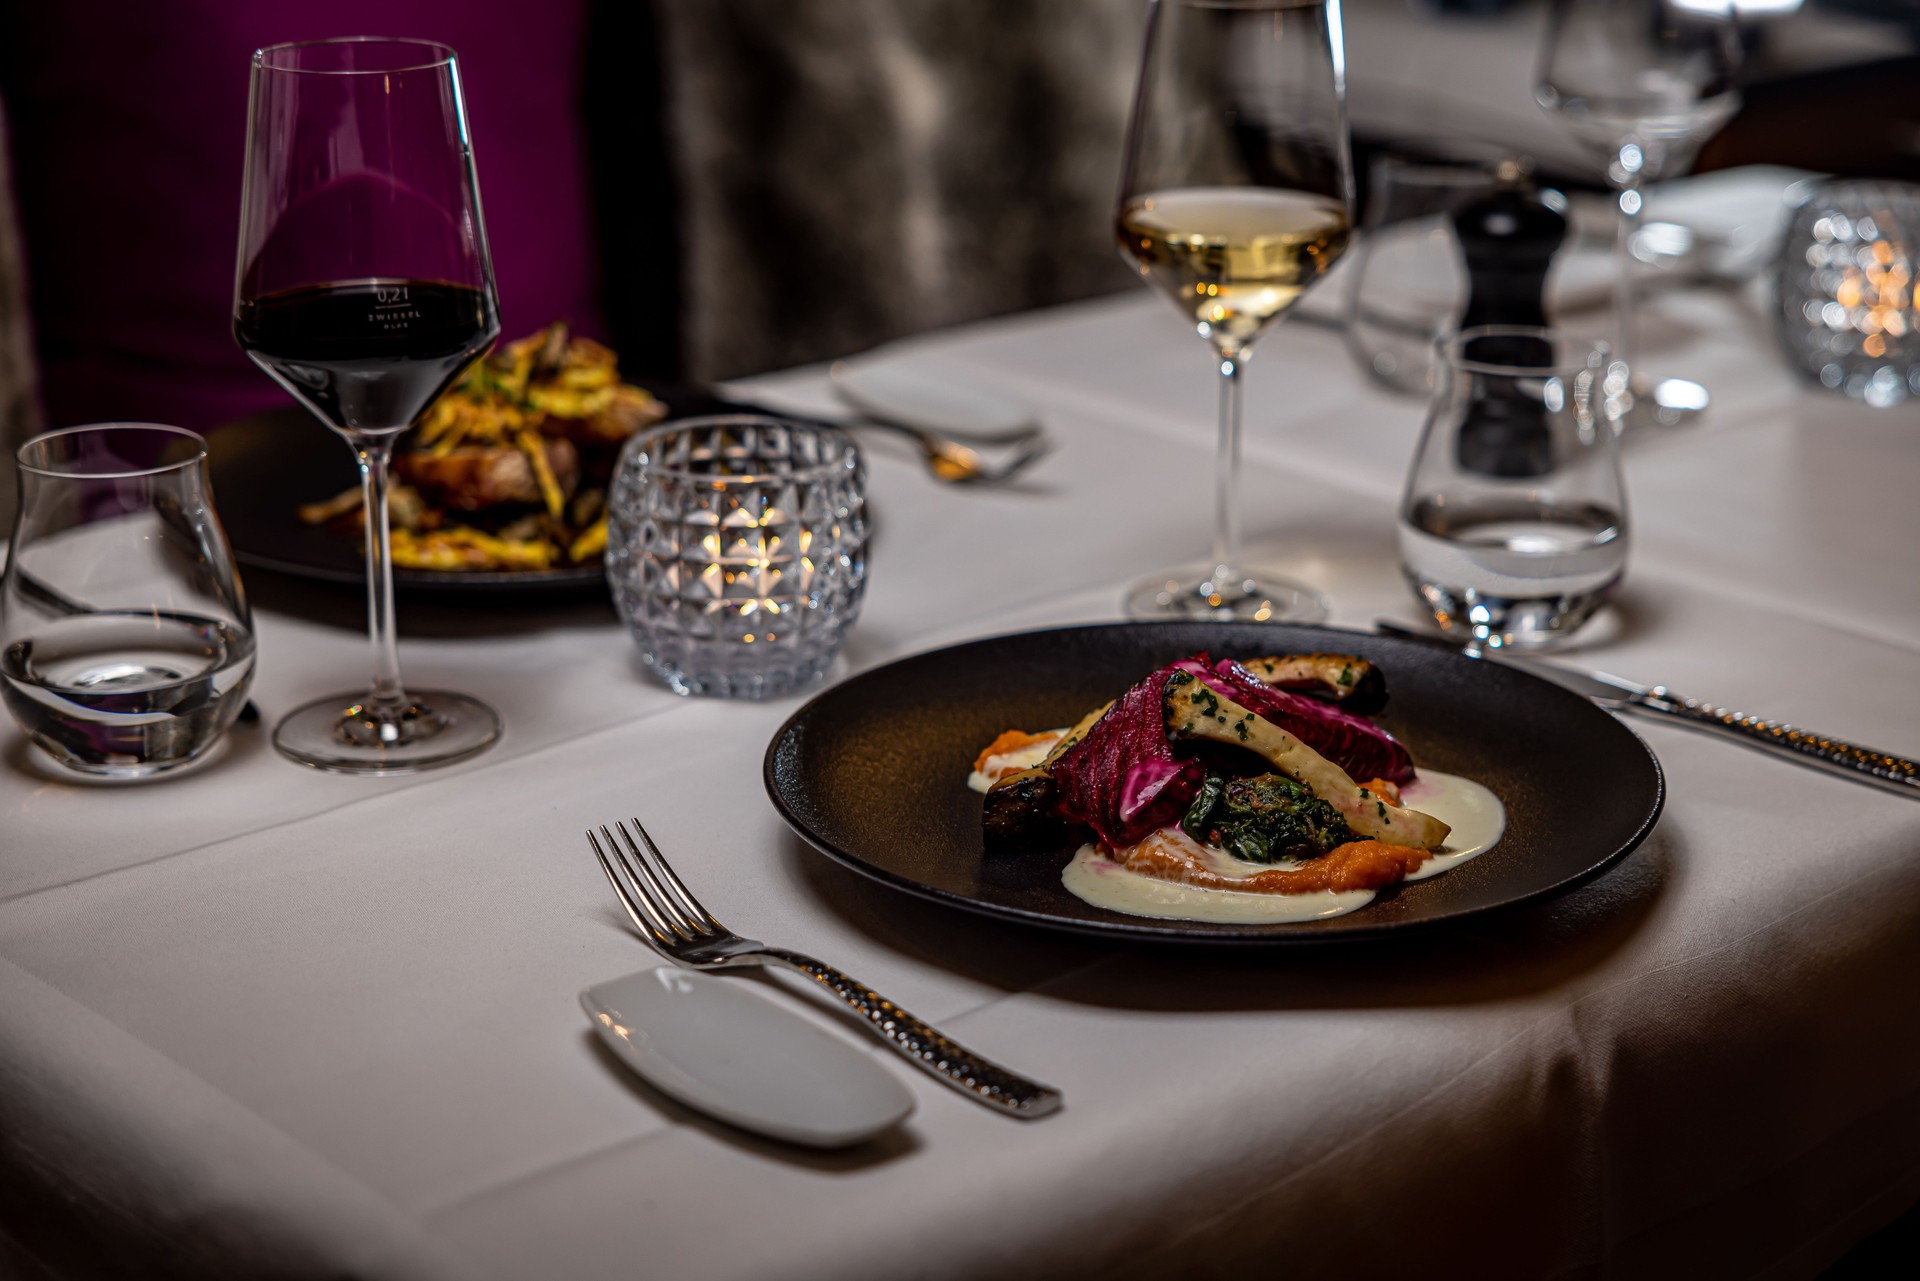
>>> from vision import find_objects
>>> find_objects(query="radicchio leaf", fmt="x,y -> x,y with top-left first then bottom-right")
1170,656 -> 1415,785
1050,660 -> 1208,848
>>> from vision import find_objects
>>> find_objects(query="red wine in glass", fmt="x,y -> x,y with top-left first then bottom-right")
235,280 -> 496,435
233,38 -> 504,774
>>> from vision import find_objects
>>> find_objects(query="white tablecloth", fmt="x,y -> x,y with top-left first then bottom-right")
4,224 -> 1920,1279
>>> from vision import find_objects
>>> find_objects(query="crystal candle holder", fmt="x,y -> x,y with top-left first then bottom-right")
1776,179 -> 1920,408
605,416 -> 868,699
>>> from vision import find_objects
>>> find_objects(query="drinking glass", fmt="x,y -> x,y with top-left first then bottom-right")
1344,151 -> 1505,396
233,38 -> 502,774
1535,0 -> 1742,426
1398,328 -> 1630,649
605,416 -> 869,699
2,425 -> 255,777
1115,0 -> 1355,621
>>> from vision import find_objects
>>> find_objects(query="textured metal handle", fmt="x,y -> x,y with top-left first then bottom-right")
1635,689 -> 1920,797
759,948 -> 1063,1119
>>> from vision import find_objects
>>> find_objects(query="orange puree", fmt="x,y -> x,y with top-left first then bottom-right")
1115,828 -> 1433,895
1360,778 -> 1402,806
972,729 -> 1059,773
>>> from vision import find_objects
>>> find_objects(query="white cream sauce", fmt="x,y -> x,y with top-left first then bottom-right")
1398,770 -> 1506,880
1059,768 -> 1506,924
1062,842 -> 1375,923
966,731 -> 1065,793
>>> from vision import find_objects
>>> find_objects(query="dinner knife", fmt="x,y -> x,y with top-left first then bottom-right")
1374,621 -> 1920,799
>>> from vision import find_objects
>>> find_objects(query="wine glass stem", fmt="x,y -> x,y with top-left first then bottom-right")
1211,346 -> 1244,585
1612,176 -> 1643,375
354,437 -> 408,710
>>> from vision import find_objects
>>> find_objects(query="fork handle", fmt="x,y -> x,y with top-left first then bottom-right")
757,947 -> 1064,1119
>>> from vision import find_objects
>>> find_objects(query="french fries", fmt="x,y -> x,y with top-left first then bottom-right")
299,323 -> 666,571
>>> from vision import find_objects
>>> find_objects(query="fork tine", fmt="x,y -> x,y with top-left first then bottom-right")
611,821 -> 708,941
588,827 -> 676,949
628,818 -> 723,932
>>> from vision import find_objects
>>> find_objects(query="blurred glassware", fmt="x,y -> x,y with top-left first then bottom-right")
1113,0 -> 1354,622
1535,0 -> 1743,427
605,416 -> 869,699
2,425 -> 256,778
1398,328 -> 1630,650
1344,151 -> 1505,396
1775,178 -> 1919,408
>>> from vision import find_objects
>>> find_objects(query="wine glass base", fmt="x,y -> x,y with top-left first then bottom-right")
273,689 -> 501,776
1123,564 -> 1329,623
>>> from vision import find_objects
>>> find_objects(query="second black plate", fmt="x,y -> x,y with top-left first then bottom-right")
207,387 -> 750,594
764,622 -> 1664,943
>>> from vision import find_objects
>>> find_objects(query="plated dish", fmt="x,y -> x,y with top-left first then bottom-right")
209,364 -> 749,594
765,621 -> 1664,943
296,323 -> 664,573
971,651 -> 1505,925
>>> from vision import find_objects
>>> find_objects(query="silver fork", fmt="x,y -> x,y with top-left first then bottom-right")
909,431 -> 1053,486
842,419 -> 1052,485
588,820 -> 1064,1119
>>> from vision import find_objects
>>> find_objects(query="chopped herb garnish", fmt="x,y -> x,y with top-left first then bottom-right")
1339,664 -> 1355,687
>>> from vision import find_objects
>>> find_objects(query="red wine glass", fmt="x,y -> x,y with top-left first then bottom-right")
234,37 -> 502,774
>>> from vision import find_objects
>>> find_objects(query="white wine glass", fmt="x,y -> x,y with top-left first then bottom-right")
1115,0 -> 1354,621
1535,0 -> 1743,427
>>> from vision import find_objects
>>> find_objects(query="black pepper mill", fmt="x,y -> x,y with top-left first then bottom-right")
1449,161 -> 1569,477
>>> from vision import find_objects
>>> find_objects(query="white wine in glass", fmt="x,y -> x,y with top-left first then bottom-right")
1115,0 -> 1355,621
1118,188 -> 1351,352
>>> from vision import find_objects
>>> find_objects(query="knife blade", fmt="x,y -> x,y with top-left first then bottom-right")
1373,621 -> 1920,799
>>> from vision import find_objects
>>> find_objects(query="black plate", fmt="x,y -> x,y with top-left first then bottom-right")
764,621 -> 1664,943
207,386 -> 751,594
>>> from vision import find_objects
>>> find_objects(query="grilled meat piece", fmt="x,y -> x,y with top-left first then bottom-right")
1240,653 -> 1388,714
395,438 -> 580,512
1164,674 -> 1448,848
982,703 -> 1109,853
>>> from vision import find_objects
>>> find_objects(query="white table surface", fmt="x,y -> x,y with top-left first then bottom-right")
5,211 -> 1920,1279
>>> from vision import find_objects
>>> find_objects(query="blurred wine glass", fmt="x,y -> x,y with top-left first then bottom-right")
233,37 -> 502,774
1536,0 -> 1742,427
1344,149 -> 1507,396
1115,0 -> 1355,621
